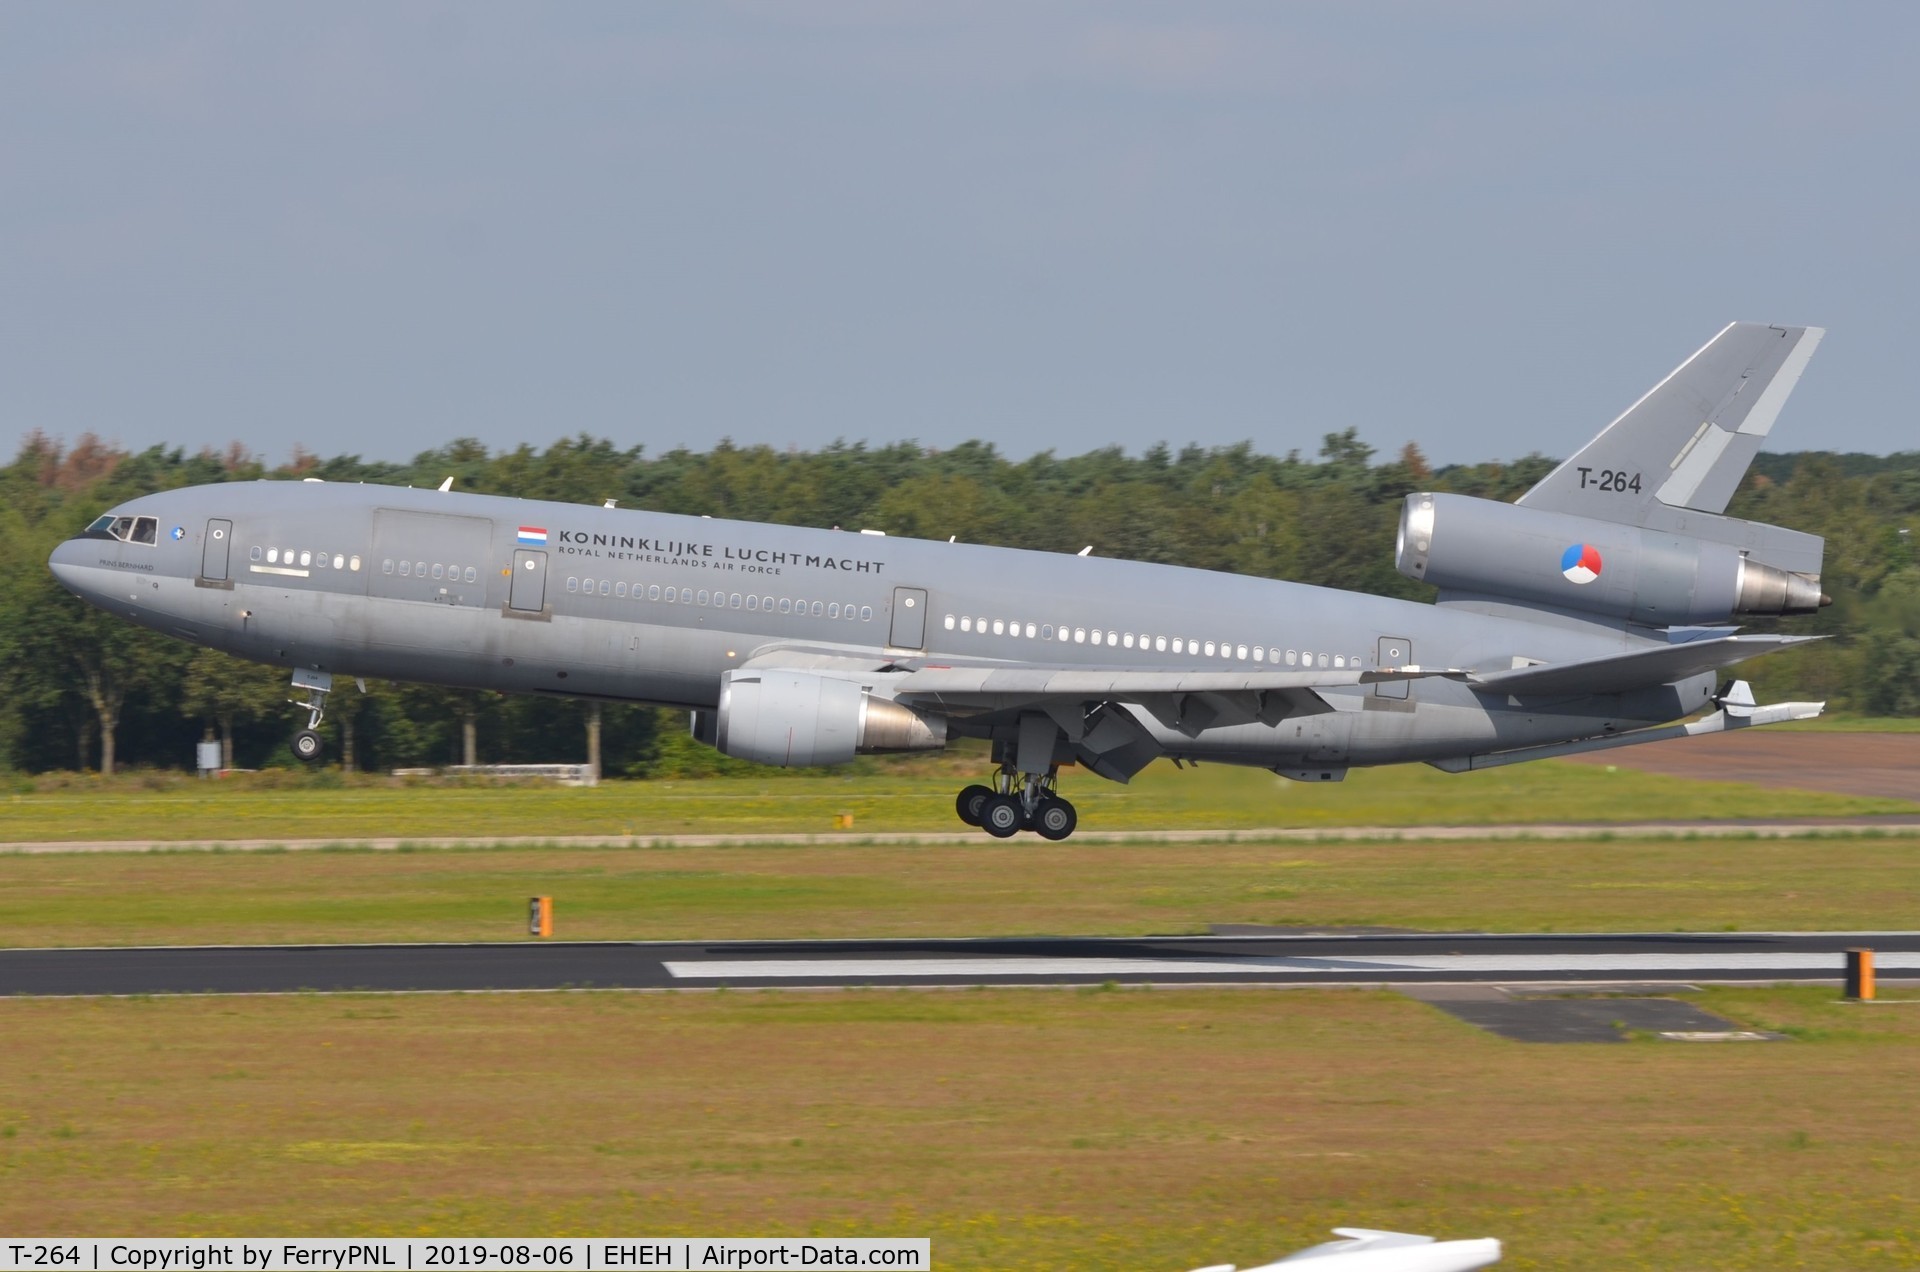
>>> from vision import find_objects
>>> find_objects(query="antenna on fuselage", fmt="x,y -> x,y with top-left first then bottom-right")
437,476 -> 454,492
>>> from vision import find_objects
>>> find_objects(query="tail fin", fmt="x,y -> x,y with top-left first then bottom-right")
1519,322 -> 1823,523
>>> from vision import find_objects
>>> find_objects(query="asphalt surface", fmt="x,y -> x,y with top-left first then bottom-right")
3,931 -> 1916,997
6,817 -> 1920,854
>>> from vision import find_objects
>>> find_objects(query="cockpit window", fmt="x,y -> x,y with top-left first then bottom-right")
87,515 -> 160,546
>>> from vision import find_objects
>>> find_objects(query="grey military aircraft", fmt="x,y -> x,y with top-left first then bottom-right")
50,322 -> 1830,840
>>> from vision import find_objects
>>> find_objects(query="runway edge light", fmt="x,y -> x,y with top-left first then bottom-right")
529,896 -> 553,939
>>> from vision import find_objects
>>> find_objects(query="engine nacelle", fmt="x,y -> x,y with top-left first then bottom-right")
700,669 -> 947,767
1396,492 -> 1825,625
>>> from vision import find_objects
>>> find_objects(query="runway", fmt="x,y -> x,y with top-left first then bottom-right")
3,931 -> 1916,997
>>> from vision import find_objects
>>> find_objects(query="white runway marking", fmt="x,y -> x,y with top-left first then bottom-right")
664,952 -> 1920,980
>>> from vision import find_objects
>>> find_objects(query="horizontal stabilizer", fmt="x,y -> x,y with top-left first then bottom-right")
1469,634 -> 1818,697
1430,685 -> 1823,772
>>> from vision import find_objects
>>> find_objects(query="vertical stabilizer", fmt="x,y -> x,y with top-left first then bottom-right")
1518,323 -> 1823,524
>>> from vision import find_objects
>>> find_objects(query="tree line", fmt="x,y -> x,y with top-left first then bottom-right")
2,430 -> 1915,777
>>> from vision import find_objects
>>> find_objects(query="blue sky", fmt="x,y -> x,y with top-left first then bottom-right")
4,3 -> 1915,468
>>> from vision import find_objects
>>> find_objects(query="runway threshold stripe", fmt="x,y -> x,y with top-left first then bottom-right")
663,953 -> 1920,980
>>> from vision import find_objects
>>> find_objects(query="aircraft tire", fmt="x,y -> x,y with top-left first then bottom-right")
291,730 -> 324,763
956,784 -> 994,826
1032,797 -> 1076,841
980,794 -> 1023,838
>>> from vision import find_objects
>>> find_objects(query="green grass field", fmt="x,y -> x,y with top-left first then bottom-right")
3,986 -> 1918,1269
2,832 -> 1918,947
7,753 -> 1918,1267
3,755 -> 1914,844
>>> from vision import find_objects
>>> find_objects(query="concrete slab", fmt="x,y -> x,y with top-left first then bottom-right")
1414,994 -> 1777,1043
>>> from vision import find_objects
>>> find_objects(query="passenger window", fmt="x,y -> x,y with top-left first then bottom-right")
810,601 -> 823,617
779,598 -> 791,614
1333,655 -> 1345,668
1024,623 -> 1036,638
1204,641 -> 1216,657
762,596 -> 773,611
398,560 -> 410,576
1155,636 -> 1167,652
1123,633 -> 1135,649
615,582 -> 626,597
336,555 -> 347,571
599,580 -> 611,596
1269,648 -> 1281,664
1042,625 -> 1055,640
267,548 -> 280,564
1073,628 -> 1086,643
730,593 -> 742,608
663,586 -> 674,602
860,606 -> 872,621
567,577 -> 578,592
466,567 -> 477,583
252,547 -> 264,562
944,615 -> 955,630
648,585 -> 661,601
832,604 -> 843,619
1253,646 -> 1264,662
414,561 -> 426,578
681,589 -> 692,603
698,590 -> 710,606
960,617 -> 972,632
314,553 -> 327,570
1237,644 -> 1249,660
432,564 -> 444,579
1107,631 -> 1117,646
1319,653 -> 1330,668
1286,649 -> 1298,666
1171,639 -> 1183,654
349,556 -> 361,571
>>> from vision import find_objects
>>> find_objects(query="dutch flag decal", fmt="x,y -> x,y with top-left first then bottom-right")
517,526 -> 549,546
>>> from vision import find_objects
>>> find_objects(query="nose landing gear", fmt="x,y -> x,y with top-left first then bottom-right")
287,668 -> 333,763
954,765 -> 1078,840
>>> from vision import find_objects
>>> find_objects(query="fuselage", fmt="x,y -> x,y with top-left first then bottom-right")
48,479 -> 1710,774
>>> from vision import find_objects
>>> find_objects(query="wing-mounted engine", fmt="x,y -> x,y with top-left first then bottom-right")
693,669 -> 948,767
1396,492 -> 1826,626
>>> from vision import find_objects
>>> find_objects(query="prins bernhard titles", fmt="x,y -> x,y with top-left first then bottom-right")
554,529 -> 884,578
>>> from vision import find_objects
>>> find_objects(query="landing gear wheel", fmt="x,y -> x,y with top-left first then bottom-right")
956,784 -> 994,826
1031,797 -> 1077,841
291,729 -> 324,763
980,793 -> 1024,838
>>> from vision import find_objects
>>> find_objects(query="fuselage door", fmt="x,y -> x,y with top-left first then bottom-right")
1376,635 -> 1412,699
201,519 -> 233,581
889,586 -> 928,650
510,550 -> 548,612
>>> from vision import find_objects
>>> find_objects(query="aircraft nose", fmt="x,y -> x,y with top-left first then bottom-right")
48,538 -> 90,596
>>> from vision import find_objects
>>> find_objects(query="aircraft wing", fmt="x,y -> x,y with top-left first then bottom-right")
889,664 -> 1448,702
1468,633 -> 1819,697
886,663 -> 1462,741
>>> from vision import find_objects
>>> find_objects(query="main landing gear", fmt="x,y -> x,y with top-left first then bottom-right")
288,668 -> 333,763
955,766 -> 1078,841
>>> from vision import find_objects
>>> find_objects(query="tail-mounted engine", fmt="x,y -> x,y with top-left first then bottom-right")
691,669 -> 947,767
1396,493 -> 1826,626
